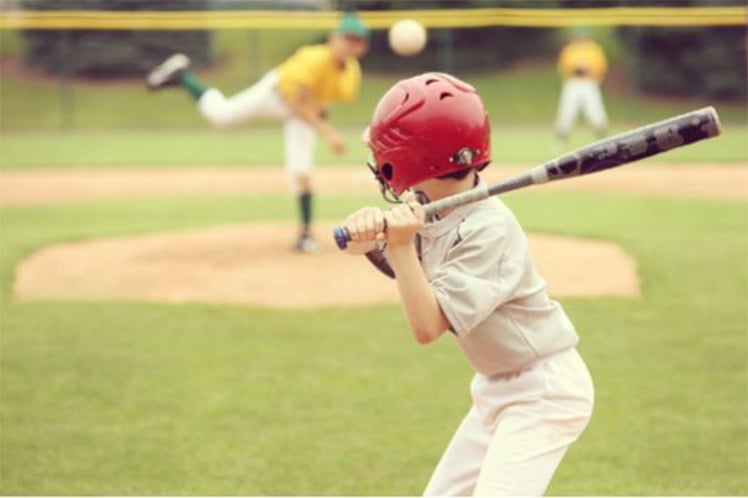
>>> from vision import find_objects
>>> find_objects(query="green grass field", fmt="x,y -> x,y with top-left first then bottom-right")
1,25 -> 747,496
1,190 -> 746,495
1,122 -> 746,169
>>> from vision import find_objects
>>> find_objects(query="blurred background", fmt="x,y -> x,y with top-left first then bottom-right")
1,0 -> 746,167
1,2 -> 747,495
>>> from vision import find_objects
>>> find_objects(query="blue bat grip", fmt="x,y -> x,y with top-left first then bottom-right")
333,226 -> 350,250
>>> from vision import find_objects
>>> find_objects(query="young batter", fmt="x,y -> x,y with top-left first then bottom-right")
342,72 -> 594,496
146,12 -> 369,252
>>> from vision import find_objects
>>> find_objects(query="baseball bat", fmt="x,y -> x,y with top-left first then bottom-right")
334,106 -> 722,250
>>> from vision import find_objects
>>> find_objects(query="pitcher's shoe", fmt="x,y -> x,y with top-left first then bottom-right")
294,234 -> 318,253
146,53 -> 190,90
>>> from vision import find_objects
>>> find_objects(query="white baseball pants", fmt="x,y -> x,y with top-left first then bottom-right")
554,77 -> 608,138
196,70 -> 317,186
423,348 -> 594,497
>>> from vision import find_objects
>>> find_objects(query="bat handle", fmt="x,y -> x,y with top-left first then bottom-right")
333,225 -> 351,250
333,184 -> 490,250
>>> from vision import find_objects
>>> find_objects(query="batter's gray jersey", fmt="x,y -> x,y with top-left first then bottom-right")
406,193 -> 579,376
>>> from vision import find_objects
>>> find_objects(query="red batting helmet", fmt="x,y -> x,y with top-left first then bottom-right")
365,72 -> 491,198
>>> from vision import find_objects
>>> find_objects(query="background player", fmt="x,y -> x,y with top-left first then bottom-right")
340,72 -> 595,496
146,11 -> 370,252
554,28 -> 609,147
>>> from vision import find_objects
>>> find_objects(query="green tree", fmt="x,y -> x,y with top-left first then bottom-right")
617,25 -> 746,100
606,0 -> 747,100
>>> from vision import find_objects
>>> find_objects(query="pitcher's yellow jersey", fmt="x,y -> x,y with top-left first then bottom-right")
276,44 -> 361,108
557,39 -> 608,83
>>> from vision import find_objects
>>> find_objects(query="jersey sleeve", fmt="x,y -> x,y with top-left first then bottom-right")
276,46 -> 327,102
431,214 -> 529,337
588,42 -> 608,82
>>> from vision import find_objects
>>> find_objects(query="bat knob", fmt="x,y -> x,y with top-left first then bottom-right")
333,226 -> 351,250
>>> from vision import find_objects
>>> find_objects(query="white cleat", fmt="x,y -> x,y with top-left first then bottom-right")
294,235 -> 318,253
146,53 -> 190,90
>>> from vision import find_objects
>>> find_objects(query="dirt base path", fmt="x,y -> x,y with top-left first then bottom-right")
1,164 -> 746,206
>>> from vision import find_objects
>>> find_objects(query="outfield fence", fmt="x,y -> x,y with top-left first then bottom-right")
0,6 -> 746,29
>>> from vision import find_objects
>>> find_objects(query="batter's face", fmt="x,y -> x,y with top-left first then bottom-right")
412,172 -> 477,202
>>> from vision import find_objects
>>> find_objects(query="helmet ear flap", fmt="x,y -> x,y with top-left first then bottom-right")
381,163 -> 394,181
366,157 -> 401,204
378,163 -> 400,203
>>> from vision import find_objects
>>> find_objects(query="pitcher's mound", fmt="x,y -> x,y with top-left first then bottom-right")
13,222 -> 639,308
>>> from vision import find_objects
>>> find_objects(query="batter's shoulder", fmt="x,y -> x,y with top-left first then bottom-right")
453,198 -> 514,246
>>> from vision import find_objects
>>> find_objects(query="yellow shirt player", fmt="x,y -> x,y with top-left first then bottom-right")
146,11 -> 370,252
276,43 -> 362,109
554,33 -> 609,145
557,37 -> 608,83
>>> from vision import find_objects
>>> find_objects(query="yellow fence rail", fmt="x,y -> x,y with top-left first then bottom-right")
0,7 -> 745,30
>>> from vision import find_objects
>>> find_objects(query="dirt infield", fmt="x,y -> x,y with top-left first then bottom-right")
6,164 -> 746,307
14,222 -> 639,308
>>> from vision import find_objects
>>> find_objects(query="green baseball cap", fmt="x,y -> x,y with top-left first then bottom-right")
336,11 -> 370,41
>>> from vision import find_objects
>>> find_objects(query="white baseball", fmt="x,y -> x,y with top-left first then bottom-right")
388,19 -> 427,57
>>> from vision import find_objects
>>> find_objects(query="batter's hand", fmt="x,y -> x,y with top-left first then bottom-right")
384,192 -> 424,247
343,206 -> 386,243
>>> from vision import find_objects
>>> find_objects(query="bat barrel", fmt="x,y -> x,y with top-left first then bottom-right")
544,106 -> 722,182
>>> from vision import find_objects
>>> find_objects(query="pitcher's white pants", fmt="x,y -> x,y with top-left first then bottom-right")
423,348 -> 594,497
196,70 -> 317,190
554,77 -> 608,139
